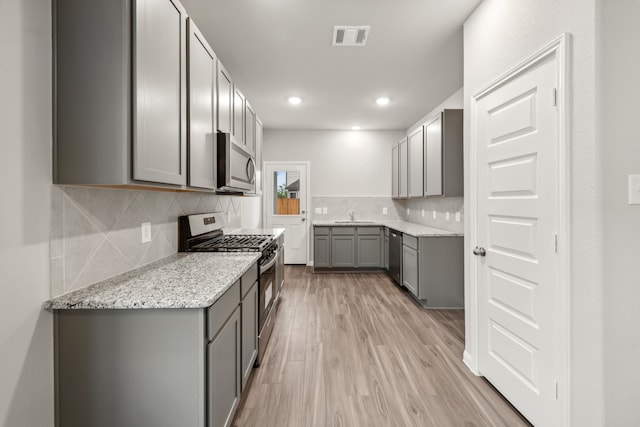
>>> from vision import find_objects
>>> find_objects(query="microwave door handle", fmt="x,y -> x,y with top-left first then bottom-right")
246,157 -> 256,184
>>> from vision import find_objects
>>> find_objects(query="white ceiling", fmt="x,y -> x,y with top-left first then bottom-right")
181,0 -> 482,130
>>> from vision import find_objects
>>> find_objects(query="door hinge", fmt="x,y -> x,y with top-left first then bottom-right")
554,380 -> 559,400
554,234 -> 558,253
552,88 -> 558,107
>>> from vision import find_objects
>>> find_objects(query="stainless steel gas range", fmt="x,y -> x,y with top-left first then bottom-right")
178,212 -> 284,365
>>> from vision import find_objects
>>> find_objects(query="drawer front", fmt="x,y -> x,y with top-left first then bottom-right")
207,280 -> 240,341
357,226 -> 381,236
403,234 -> 418,250
331,226 -> 355,235
240,262 -> 259,299
314,226 -> 330,236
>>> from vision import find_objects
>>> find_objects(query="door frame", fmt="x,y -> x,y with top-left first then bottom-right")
263,161 -> 312,265
466,33 -> 571,426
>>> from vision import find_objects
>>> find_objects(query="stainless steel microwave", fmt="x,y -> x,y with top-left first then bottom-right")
216,133 -> 255,192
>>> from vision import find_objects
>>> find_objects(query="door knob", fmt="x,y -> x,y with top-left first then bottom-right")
301,218 -> 306,222
473,247 -> 486,257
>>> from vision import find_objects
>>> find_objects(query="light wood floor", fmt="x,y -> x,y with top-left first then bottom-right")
232,266 -> 531,427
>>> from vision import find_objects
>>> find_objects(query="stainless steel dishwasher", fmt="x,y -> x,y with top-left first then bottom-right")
388,229 -> 403,285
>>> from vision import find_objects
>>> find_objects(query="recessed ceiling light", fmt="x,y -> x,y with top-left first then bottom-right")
376,97 -> 390,106
351,125 -> 361,131
287,96 -> 302,105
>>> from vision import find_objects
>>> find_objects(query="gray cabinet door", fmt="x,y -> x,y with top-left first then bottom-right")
217,62 -> 233,134
392,144 -> 399,198
314,235 -> 331,268
357,235 -> 381,267
187,19 -> 216,190
133,0 -> 187,185
241,282 -> 258,391
233,88 -> 245,145
208,307 -> 241,427
399,138 -> 408,198
402,245 -> 418,296
384,234 -> 389,270
408,127 -> 424,198
424,115 -> 443,196
245,101 -> 256,156
331,236 -> 356,268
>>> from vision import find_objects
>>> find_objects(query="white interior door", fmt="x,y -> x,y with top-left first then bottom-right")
264,163 -> 308,264
474,53 -> 561,425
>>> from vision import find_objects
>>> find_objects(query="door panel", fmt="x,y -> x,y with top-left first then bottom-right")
476,55 -> 559,426
265,163 -> 308,264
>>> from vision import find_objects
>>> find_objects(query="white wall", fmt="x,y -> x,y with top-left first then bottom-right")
0,0 -> 54,425
464,1 -> 602,425
263,130 -> 405,196
406,87 -> 464,135
602,1 -> 640,425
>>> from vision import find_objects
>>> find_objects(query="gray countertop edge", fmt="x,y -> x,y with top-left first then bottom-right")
311,220 -> 463,237
45,252 -> 261,310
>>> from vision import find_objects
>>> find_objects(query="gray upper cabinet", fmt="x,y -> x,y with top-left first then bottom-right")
217,62 -> 233,134
391,144 -> 399,198
187,19 -> 216,190
133,0 -> 187,185
233,88 -> 246,145
424,109 -> 463,197
399,137 -> 408,198
245,101 -> 256,156
54,0 -> 188,188
408,127 -> 424,198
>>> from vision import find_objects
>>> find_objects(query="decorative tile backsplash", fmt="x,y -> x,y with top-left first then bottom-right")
312,195 -> 463,232
311,196 -> 404,221
50,186 -> 243,297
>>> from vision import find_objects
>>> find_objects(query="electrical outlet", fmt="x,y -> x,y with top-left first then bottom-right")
314,207 -> 322,214
421,209 -> 425,217
456,212 -> 461,222
141,222 -> 151,243
432,211 -> 437,219
446,211 -> 450,220
322,207 -> 328,214
382,207 -> 388,215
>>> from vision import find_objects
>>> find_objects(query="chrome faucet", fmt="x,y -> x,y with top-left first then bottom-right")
348,211 -> 355,221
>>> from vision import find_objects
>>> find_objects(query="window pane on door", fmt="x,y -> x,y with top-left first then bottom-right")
273,170 -> 300,215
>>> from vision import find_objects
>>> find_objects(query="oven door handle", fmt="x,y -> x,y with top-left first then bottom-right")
260,251 -> 278,274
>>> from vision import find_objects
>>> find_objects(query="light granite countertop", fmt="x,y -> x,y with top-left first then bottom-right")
312,220 -> 463,237
45,252 -> 261,310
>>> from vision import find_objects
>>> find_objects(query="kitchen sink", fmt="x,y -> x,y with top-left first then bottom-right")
333,220 -> 375,224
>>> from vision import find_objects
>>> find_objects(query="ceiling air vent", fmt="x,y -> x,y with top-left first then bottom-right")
332,26 -> 370,46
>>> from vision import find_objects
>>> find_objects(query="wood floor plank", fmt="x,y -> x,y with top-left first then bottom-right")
232,266 -> 531,427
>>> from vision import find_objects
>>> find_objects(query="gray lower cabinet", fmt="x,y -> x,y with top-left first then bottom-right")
331,235 -> 356,268
313,227 -> 331,268
402,238 -> 419,297
209,306 -> 241,427
314,226 -> 383,270
240,281 -> 258,391
55,263 -> 259,427
384,228 -> 390,270
357,227 -> 382,267
401,234 -> 464,308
